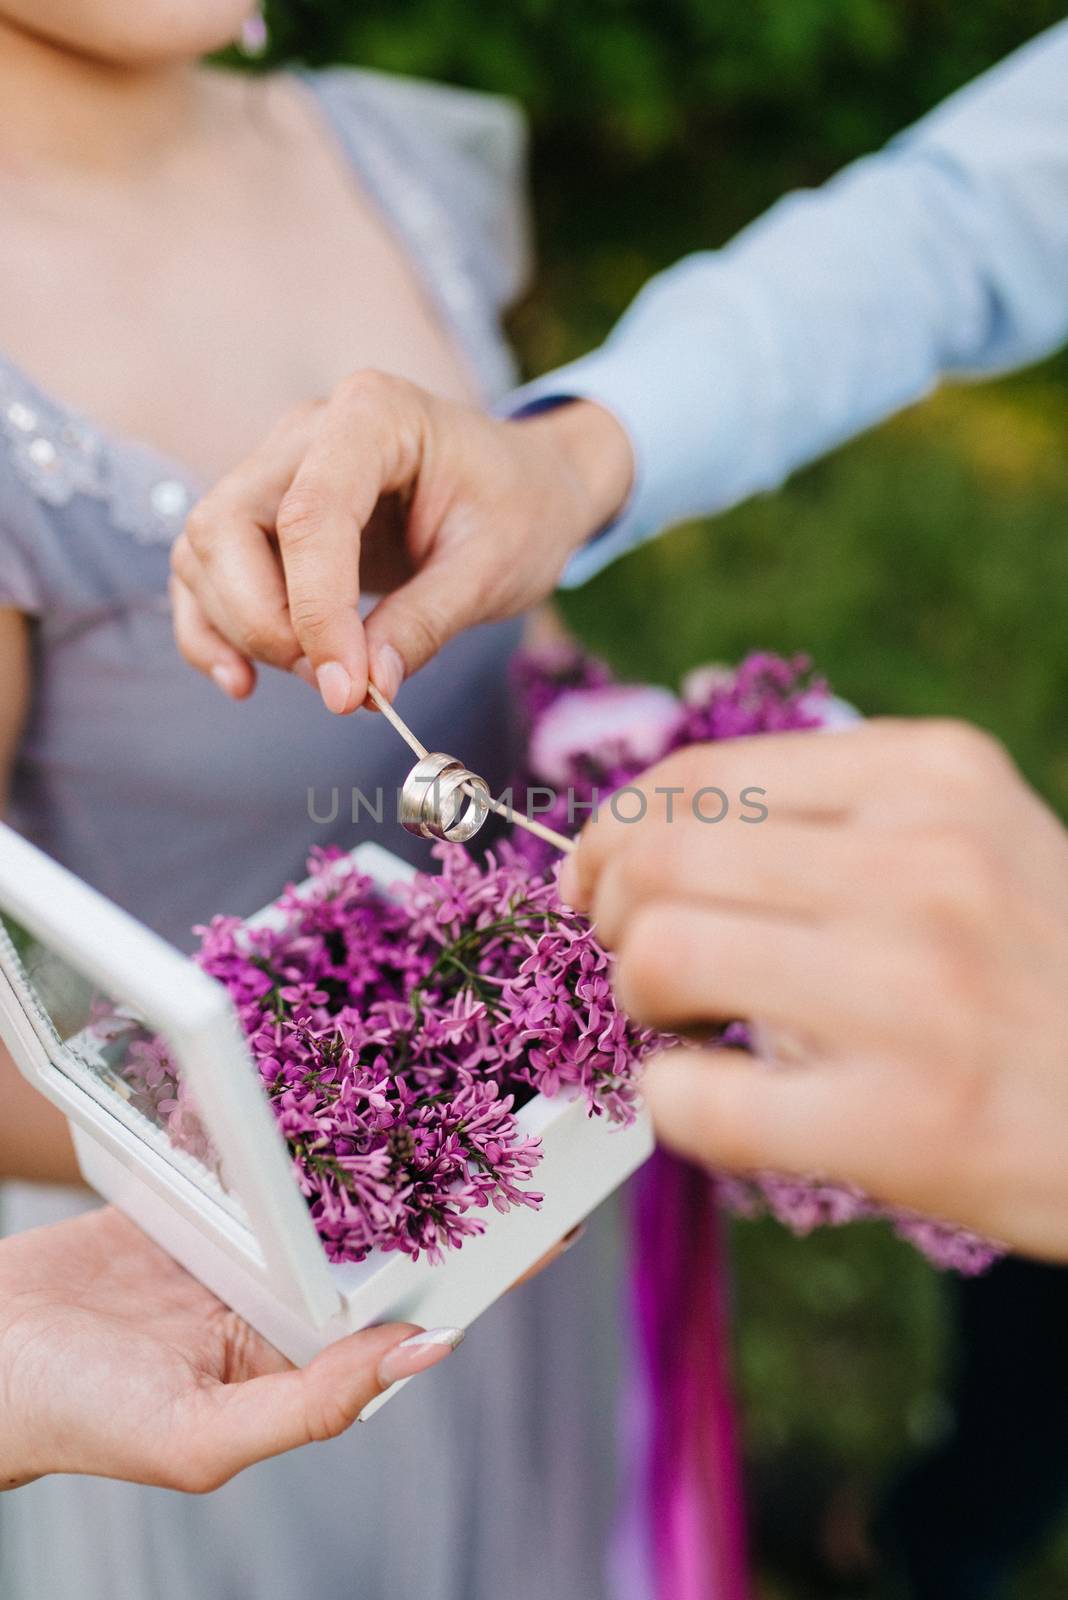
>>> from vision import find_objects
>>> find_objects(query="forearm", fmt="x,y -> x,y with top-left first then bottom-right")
512,21 -> 1068,581
0,1043 -> 79,1183
0,612 -> 78,1183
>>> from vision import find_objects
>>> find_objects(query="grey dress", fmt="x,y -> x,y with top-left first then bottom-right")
0,70 -> 641,1600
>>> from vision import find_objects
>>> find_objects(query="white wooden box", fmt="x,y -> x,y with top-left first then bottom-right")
0,828 -> 652,1417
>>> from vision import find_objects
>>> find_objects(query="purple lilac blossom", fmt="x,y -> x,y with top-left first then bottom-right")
129,841 -> 659,1266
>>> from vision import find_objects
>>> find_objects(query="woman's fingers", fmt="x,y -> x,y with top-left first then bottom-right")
168,574 -> 256,699
174,1321 -> 462,1492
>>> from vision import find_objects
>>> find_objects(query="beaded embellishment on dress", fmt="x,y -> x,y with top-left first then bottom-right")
0,360 -> 191,546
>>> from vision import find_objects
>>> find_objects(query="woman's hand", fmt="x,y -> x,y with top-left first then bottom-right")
560,718 -> 1068,1262
170,375 -> 633,713
0,1208 -> 461,1492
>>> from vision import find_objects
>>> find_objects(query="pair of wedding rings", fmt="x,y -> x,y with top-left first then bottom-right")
399,752 -> 491,843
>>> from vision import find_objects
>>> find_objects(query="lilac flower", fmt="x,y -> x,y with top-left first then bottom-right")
509,641 -> 614,726
126,838 -> 654,1267
121,1034 -> 217,1169
706,1169 -> 1000,1275
529,683 -> 685,786
673,651 -> 830,746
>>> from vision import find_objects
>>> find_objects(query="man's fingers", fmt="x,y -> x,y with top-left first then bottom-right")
561,734 -> 847,910
276,373 -> 432,712
562,718 -> 1011,912
611,900 -> 946,1060
169,575 -> 256,699
363,545 -> 504,698
177,409 -> 321,672
192,506 -> 302,666
643,1043 -> 977,1231
612,902 -> 853,1036
587,814 -> 851,948
643,1046 -> 923,1198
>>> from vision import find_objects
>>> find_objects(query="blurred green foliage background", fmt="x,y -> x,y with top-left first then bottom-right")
265,5 -> 1068,1595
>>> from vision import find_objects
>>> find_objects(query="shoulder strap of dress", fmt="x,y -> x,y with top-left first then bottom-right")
298,68 -> 527,399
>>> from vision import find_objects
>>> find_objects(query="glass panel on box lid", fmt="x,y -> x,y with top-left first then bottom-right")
0,910 -> 237,1215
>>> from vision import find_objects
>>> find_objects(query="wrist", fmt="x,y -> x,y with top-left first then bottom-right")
0,1321 -> 43,1490
518,400 -> 634,554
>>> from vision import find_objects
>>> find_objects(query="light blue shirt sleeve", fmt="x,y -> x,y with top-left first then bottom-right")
509,21 -> 1068,587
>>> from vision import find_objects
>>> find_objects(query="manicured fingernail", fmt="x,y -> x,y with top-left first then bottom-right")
210,662 -> 243,698
369,644 -> 404,705
316,661 -> 351,715
291,655 -> 316,689
378,1327 -> 465,1386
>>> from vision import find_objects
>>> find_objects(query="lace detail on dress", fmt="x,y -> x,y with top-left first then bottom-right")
0,361 -> 191,546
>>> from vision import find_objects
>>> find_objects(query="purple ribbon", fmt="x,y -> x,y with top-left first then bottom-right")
617,1150 -> 750,1600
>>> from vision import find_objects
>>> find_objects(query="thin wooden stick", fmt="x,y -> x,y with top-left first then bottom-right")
367,683 -> 428,760
367,683 -> 577,855
480,793 -> 577,855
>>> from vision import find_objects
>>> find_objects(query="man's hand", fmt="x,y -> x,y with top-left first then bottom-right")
0,1209 -> 461,1491
560,719 -> 1068,1263
170,374 -> 633,713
